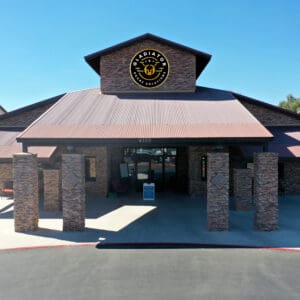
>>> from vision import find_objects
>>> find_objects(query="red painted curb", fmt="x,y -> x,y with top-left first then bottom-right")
263,247 -> 300,252
1,242 -> 300,252
0,243 -> 97,251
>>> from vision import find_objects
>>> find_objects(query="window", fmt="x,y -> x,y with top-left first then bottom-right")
85,157 -> 96,181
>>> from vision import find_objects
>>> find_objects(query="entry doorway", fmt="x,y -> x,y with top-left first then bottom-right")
123,148 -> 177,192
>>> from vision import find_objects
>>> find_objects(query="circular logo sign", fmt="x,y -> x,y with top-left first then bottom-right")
130,49 -> 169,88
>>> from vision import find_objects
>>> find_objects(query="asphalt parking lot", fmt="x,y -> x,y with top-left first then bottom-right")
0,246 -> 299,300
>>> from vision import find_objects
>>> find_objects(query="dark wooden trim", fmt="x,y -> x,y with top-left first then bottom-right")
18,137 -> 271,148
0,126 -> 26,131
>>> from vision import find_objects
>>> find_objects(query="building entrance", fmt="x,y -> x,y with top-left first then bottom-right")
123,148 -> 177,192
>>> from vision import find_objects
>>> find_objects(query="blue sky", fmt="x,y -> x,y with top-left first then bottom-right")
0,0 -> 299,111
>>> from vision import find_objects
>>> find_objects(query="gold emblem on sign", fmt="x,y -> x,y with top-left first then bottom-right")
130,49 -> 169,88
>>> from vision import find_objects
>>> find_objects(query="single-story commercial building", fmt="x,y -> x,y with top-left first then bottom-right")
1,33 -> 300,232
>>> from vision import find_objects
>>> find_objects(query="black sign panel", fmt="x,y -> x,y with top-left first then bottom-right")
130,49 -> 169,89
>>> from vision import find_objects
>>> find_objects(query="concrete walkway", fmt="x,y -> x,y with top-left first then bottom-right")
1,193 -> 300,249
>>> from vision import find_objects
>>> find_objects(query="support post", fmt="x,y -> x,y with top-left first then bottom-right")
207,152 -> 229,230
62,154 -> 85,231
13,153 -> 39,232
254,153 -> 278,231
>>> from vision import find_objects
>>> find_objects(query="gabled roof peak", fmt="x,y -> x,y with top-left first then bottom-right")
84,33 -> 211,79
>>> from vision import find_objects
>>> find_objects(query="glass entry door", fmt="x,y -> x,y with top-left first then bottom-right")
123,148 -> 176,192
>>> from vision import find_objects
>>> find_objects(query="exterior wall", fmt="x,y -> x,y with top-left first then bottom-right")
188,146 -> 208,197
13,153 -> 39,232
254,153 -> 278,231
101,39 -> 196,93
43,169 -> 61,211
109,146 -> 123,181
0,163 -> 13,189
0,103 -> 55,127
233,168 -> 253,210
50,146 -> 109,196
207,152 -> 229,231
284,161 -> 300,194
78,146 -> 108,196
188,146 -> 229,197
239,100 -> 300,126
176,147 -> 188,192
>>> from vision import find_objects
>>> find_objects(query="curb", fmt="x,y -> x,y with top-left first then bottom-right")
1,242 -> 300,252
0,243 -> 97,251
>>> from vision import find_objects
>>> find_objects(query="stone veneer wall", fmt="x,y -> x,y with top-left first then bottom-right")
13,153 -> 39,232
254,153 -> 278,231
100,39 -> 196,93
43,169 -> 61,211
188,146 -> 229,197
233,168 -> 253,210
207,152 -> 229,231
0,163 -> 13,189
62,154 -> 85,231
188,146 -> 209,197
50,146 -> 109,196
284,161 -> 300,194
78,146 -> 108,196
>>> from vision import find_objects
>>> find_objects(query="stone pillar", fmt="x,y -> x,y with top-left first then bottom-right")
43,169 -> 61,211
254,153 -> 278,231
207,152 -> 229,230
13,153 -> 39,232
233,169 -> 253,210
62,154 -> 85,231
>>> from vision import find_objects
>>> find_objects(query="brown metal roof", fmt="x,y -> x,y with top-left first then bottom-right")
0,130 -> 56,159
84,33 -> 212,79
18,87 -> 272,142
240,127 -> 300,158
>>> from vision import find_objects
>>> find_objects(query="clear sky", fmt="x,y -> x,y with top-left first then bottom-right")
0,0 -> 299,111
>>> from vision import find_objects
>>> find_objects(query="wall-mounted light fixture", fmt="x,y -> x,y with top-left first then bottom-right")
201,154 -> 207,181
66,145 -> 75,153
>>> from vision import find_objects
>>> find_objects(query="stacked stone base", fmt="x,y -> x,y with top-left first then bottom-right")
254,153 -> 278,231
207,152 -> 229,231
13,153 -> 39,232
62,154 -> 85,231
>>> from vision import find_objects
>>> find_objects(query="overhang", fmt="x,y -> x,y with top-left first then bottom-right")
0,130 -> 56,160
240,127 -> 300,158
17,87 -> 272,146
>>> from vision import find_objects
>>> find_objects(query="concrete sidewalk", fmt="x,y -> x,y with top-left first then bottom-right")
1,193 -> 300,250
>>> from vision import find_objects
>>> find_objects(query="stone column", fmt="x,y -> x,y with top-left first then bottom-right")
207,152 -> 229,230
13,153 -> 39,232
43,169 -> 61,211
62,154 -> 85,231
233,169 -> 253,210
254,153 -> 278,231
